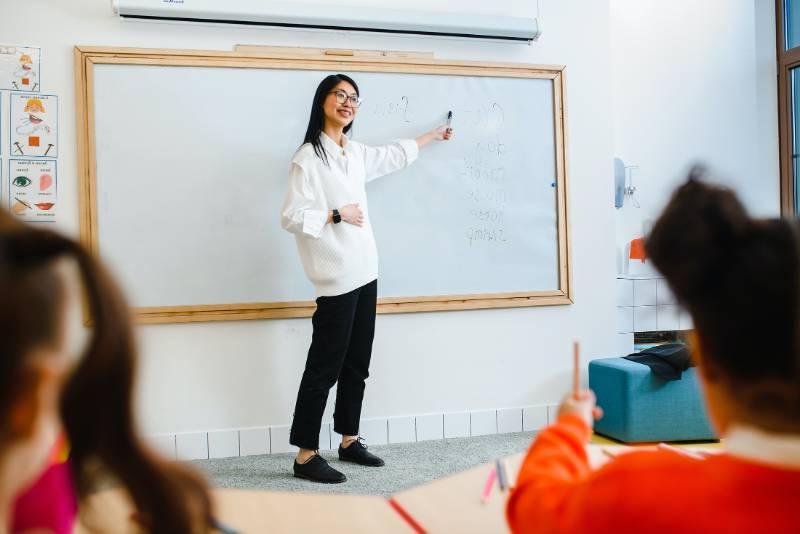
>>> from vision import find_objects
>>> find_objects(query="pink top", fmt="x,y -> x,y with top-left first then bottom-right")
11,438 -> 77,534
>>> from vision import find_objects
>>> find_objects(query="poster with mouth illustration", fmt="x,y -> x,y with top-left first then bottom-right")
9,158 -> 57,223
10,93 -> 58,158
0,45 -> 40,92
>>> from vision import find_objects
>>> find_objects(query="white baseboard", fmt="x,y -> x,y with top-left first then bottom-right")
149,404 -> 556,461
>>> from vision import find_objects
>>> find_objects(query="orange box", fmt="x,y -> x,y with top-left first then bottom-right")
22,78 -> 30,85
28,136 -> 40,147
629,237 -> 646,262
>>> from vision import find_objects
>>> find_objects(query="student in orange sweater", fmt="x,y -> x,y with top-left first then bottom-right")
507,172 -> 800,533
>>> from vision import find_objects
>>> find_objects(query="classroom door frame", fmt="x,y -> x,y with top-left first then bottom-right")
777,0 -> 800,216
75,46 -> 573,324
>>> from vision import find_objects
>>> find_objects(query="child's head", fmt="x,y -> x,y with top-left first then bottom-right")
647,169 -> 800,434
0,210 -> 212,532
0,218 -> 78,497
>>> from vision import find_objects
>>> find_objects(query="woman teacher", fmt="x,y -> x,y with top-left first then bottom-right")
281,73 -> 452,483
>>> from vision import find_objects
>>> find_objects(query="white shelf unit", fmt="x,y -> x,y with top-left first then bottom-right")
616,276 -> 693,334
615,275 -> 693,355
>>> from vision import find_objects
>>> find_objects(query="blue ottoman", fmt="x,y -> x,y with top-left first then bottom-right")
589,357 -> 717,443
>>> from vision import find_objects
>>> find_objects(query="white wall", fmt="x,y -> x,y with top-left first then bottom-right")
1,0 -> 780,437
1,0 -> 615,435
611,0 -> 780,274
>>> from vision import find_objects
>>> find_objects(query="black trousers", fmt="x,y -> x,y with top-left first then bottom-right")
289,279 -> 377,450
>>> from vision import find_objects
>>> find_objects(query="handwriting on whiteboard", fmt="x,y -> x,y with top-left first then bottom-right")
462,124 -> 510,248
369,96 -> 412,123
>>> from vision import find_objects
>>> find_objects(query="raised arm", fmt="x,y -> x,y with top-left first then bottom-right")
415,125 -> 453,149
363,124 -> 453,182
507,390 -> 697,534
362,139 -> 419,182
507,390 -> 602,533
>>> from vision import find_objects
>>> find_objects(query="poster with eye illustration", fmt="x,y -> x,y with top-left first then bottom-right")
0,46 -> 40,92
9,159 -> 57,222
10,93 -> 57,158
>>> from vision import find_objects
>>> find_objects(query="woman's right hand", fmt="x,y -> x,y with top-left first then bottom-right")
339,203 -> 364,227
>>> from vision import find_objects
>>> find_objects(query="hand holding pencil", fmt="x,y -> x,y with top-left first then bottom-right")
556,341 -> 603,430
557,389 -> 603,429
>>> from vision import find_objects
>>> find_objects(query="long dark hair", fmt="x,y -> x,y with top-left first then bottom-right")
0,210 -> 213,533
646,167 -> 800,431
302,73 -> 359,166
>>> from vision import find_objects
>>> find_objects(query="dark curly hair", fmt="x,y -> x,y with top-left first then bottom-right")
646,167 -> 800,432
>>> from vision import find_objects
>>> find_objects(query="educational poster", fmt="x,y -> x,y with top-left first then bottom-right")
0,45 -> 41,92
9,93 -> 57,157
9,158 -> 57,222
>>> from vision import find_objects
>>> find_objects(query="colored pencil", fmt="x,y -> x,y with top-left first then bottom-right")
573,341 -> 580,399
496,459 -> 508,492
481,466 -> 497,503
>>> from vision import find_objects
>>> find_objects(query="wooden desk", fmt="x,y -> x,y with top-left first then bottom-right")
78,487 -> 412,534
76,441 -> 719,533
389,445 -> 609,534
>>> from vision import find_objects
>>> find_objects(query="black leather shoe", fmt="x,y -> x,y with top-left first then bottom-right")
293,454 -> 347,483
338,437 -> 385,467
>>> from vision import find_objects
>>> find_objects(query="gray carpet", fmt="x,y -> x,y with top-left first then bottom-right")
193,431 -> 536,497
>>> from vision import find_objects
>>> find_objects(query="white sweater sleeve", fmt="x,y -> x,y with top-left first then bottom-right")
363,139 -> 419,182
280,162 -> 328,238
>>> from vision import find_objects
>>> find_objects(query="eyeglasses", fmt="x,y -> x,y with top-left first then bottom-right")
329,90 -> 362,108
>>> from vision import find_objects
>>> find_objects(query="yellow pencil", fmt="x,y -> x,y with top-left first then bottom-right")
572,341 -> 580,399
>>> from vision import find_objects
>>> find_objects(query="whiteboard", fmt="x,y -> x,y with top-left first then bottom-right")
79,48 -> 569,322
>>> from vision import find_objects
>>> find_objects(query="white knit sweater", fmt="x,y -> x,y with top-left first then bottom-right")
280,133 -> 419,297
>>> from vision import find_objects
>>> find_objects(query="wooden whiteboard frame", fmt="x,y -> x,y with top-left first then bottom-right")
75,46 -> 572,324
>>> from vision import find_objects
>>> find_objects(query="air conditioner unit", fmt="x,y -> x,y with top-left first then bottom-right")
112,0 -> 541,43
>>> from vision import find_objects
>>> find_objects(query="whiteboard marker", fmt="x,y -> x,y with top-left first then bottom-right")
446,110 -> 453,127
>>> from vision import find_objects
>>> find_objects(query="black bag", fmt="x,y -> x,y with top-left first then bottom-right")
623,343 -> 691,381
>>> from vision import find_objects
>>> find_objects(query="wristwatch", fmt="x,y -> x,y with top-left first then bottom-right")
332,208 -> 342,224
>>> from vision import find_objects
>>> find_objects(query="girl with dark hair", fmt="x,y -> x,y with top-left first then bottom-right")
281,73 -> 452,483
506,170 -> 800,533
0,209 -> 213,533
